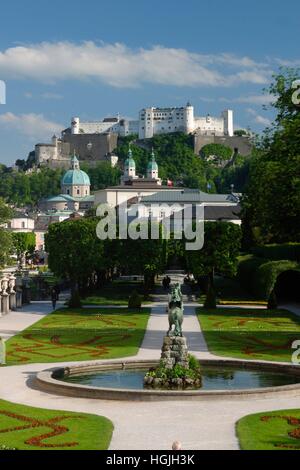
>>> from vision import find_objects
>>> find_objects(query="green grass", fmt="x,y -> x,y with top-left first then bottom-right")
0,399 -> 113,450
198,308 -> 300,362
4,307 -> 150,365
83,281 -> 152,306
237,409 -> 300,450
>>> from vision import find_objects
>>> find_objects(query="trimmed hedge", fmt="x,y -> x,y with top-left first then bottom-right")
252,243 -> 300,262
237,255 -> 300,300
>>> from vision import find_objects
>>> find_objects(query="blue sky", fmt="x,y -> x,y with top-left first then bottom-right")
0,0 -> 299,165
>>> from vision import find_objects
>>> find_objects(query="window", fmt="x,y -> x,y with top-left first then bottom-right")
77,189 -> 80,195
21,221 -> 25,229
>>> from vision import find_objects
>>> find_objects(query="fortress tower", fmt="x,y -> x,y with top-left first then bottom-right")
184,101 -> 195,133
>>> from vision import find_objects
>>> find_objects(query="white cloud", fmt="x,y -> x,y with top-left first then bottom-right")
0,112 -> 62,140
0,41 -> 273,88
246,108 -> 271,127
220,94 -> 275,105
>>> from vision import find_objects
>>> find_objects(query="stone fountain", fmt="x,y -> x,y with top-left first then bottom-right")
144,283 -> 202,389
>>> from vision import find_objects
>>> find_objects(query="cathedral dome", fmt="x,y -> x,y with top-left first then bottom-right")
62,156 -> 90,186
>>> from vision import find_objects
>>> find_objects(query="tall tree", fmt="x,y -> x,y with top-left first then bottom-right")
45,218 -> 104,306
12,232 -> 36,267
0,199 -> 13,267
242,68 -> 300,245
185,222 -> 242,306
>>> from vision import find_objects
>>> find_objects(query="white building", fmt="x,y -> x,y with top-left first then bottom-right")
70,104 -> 234,140
6,213 -> 35,232
71,116 -> 139,137
94,150 -> 241,226
139,105 -> 233,139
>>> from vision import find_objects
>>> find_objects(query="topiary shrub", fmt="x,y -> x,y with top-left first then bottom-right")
68,290 -> 82,308
237,255 -> 300,300
128,290 -> 142,309
204,285 -> 217,309
252,243 -> 300,262
267,290 -> 278,309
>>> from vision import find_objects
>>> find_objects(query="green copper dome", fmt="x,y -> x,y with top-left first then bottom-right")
147,149 -> 158,171
125,147 -> 136,168
62,155 -> 90,186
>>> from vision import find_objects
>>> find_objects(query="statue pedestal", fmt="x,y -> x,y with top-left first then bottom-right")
1,294 -> 9,315
160,336 -> 189,369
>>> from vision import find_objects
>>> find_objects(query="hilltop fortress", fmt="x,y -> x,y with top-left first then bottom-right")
35,103 -> 251,168
69,103 -> 233,139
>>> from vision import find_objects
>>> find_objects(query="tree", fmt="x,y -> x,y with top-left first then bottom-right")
116,222 -> 167,293
12,232 -> 36,266
200,143 -> 233,165
45,218 -> 104,306
81,162 -> 121,190
242,68 -> 300,245
116,133 -> 207,190
185,222 -> 242,305
0,199 -> 13,267
234,129 -> 249,137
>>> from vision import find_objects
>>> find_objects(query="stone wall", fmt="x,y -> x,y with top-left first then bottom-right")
36,133 -> 119,169
194,133 -> 252,157
62,133 -> 118,163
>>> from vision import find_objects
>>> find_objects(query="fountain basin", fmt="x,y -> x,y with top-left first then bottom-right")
36,359 -> 300,401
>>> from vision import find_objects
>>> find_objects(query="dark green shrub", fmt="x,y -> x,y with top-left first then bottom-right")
267,290 -> 278,309
252,243 -> 300,262
237,255 -> 299,300
128,290 -> 142,309
68,290 -> 82,308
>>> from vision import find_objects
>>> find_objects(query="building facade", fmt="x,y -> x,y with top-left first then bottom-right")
70,104 -> 234,140
138,105 -> 233,139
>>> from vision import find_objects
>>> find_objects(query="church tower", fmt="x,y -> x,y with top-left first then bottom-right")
147,148 -> 159,179
124,146 -> 136,178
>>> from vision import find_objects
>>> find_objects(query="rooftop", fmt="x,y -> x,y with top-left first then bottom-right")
140,190 -> 238,204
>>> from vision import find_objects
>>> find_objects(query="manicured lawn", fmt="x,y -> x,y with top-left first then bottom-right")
4,307 -> 150,365
198,308 -> 300,362
0,399 -> 113,450
237,409 -> 300,450
83,281 -> 151,306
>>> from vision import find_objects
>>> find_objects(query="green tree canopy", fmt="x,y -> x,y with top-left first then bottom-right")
242,68 -> 300,245
45,218 -> 104,302
12,232 -> 36,265
185,221 -> 242,284
0,199 -> 13,267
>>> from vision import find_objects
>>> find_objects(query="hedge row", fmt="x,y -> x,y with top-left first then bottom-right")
237,255 -> 299,300
251,243 -> 300,262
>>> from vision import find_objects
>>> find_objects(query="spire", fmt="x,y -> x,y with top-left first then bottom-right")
147,147 -> 158,177
128,143 -> 133,159
71,150 -> 80,170
151,147 -> 156,161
